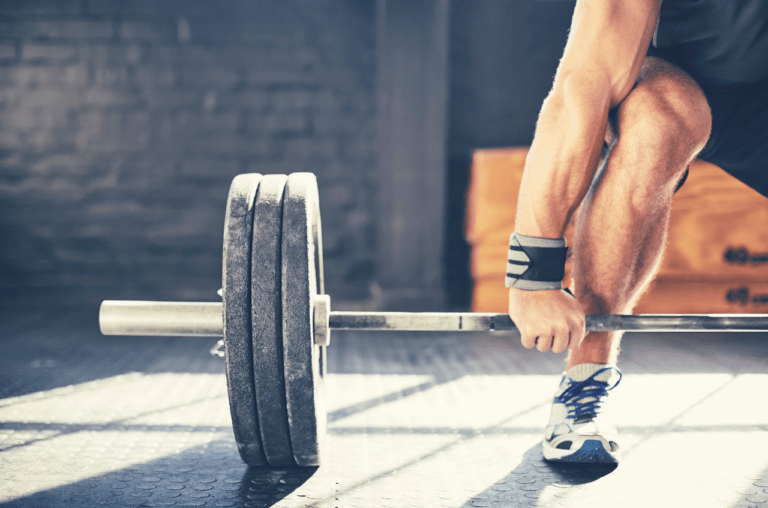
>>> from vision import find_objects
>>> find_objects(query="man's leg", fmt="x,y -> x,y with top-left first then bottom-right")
542,57 -> 712,463
568,57 -> 712,369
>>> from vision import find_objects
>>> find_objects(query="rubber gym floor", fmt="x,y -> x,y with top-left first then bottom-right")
1,312 -> 767,508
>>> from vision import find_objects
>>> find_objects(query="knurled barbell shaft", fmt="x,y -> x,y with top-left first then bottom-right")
99,300 -> 768,336
331,312 -> 768,331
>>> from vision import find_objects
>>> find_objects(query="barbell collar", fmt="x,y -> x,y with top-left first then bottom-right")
100,300 -> 768,337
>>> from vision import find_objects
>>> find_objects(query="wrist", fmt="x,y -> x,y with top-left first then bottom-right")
505,232 -> 567,291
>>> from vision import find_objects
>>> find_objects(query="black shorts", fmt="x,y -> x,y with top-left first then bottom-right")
647,47 -> 768,197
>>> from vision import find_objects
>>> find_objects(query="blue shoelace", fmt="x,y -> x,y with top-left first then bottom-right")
556,367 -> 622,421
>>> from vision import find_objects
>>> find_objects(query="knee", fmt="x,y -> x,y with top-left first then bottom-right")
616,72 -> 712,177
605,72 -> 711,212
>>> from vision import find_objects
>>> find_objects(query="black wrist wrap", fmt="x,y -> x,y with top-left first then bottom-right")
504,233 -> 567,290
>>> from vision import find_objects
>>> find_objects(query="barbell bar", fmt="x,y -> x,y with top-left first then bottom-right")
99,172 -> 768,469
99,299 -> 768,337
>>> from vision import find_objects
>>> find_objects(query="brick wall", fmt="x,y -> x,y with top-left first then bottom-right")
0,0 -> 377,312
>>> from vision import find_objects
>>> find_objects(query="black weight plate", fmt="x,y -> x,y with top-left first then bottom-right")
222,173 -> 267,466
251,174 -> 294,467
281,173 -> 327,466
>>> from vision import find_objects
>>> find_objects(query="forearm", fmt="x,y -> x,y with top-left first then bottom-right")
515,72 -> 612,238
514,0 -> 661,239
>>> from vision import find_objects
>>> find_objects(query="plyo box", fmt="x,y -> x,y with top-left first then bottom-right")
466,147 -> 768,314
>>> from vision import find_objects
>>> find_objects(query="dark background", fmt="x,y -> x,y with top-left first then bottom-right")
0,0 -> 573,314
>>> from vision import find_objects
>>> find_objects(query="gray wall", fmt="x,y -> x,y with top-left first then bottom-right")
375,0 -> 450,310
0,0 -> 378,311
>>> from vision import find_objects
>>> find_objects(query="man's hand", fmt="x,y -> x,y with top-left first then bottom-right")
508,288 -> 586,353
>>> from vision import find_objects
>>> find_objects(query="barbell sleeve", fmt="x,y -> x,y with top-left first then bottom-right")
99,301 -> 224,336
99,300 -> 768,337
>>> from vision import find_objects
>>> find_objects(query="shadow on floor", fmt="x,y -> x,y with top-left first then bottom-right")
0,437 -> 321,508
458,443 -> 617,507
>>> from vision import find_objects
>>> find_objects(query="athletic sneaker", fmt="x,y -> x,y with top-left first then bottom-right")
542,363 -> 622,463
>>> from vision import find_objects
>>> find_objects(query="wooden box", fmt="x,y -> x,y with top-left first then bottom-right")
467,147 -> 768,314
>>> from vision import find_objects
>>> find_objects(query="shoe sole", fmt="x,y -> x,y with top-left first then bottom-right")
543,439 -> 619,464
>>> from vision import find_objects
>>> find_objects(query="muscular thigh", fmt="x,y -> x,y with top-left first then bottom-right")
602,57 -> 711,192
614,55 -> 768,198
604,56 -> 710,148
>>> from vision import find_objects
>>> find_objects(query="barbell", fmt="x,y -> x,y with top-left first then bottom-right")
99,172 -> 768,468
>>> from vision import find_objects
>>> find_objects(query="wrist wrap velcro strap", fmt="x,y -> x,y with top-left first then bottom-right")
505,233 -> 567,290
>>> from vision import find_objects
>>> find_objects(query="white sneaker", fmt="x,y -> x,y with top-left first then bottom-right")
542,364 -> 622,463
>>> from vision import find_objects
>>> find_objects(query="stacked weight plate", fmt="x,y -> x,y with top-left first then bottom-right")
281,173 -> 327,466
223,173 -> 266,465
222,172 -> 327,467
